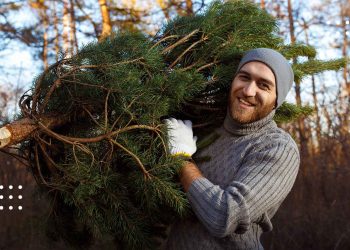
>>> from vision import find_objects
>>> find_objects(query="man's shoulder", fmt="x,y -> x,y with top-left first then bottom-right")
254,126 -> 299,153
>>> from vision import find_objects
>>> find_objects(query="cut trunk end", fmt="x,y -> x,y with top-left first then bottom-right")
0,116 -> 68,148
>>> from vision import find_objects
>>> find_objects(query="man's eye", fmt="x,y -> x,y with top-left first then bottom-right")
260,83 -> 270,90
239,75 -> 249,81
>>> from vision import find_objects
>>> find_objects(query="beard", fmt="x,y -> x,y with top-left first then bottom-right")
229,95 -> 275,124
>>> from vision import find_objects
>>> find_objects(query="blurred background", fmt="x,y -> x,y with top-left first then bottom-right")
0,0 -> 349,249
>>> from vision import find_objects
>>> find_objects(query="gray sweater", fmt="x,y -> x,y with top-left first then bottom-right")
165,110 -> 300,250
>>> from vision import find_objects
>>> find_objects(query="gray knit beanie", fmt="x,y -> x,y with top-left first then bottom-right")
236,48 -> 294,108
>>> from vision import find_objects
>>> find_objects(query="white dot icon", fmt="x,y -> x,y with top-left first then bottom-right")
9,195 -> 13,199
18,195 -> 23,199
9,206 -> 13,210
18,185 -> 22,189
0,185 -> 3,189
0,206 -> 3,210
18,206 -> 22,210
0,195 -> 3,199
9,185 -> 13,190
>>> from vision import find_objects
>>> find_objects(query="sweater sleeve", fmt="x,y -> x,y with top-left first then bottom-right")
186,138 -> 300,238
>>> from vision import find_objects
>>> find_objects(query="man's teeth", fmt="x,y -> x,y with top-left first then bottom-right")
239,98 -> 254,106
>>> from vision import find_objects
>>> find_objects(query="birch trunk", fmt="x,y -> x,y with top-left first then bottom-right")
69,0 -> 79,54
62,0 -> 71,55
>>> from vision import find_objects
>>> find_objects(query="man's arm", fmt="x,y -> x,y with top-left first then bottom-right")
184,139 -> 300,238
179,161 -> 203,192
164,118 -> 299,237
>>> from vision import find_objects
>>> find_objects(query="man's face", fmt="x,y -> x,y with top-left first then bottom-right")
228,61 -> 277,124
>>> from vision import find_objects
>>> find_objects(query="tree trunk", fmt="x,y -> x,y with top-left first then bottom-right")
69,0 -> 79,54
340,2 -> 350,129
52,1 -> 60,61
261,0 -> 265,10
62,0 -> 71,55
98,0 -> 112,40
40,8 -> 49,69
186,0 -> 193,15
287,0 -> 309,160
303,19 -> 321,152
0,115 -> 68,149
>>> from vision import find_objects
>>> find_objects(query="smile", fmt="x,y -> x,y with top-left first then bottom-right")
238,98 -> 256,107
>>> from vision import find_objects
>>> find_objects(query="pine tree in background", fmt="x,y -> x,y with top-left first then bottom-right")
0,0 -> 346,249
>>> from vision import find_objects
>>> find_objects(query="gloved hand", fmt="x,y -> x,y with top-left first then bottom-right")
164,118 -> 197,158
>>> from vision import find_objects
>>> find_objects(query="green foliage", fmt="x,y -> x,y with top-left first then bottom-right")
280,43 -> 317,59
19,0 -> 345,249
293,58 -> 347,83
274,102 -> 314,124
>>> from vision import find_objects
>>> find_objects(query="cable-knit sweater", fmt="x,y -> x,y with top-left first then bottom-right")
165,110 -> 300,250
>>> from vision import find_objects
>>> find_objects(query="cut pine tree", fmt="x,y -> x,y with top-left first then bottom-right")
0,1 -> 345,249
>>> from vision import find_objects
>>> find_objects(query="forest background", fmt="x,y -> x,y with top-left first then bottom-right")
0,0 -> 349,249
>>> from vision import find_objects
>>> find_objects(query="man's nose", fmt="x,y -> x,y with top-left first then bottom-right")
242,81 -> 257,97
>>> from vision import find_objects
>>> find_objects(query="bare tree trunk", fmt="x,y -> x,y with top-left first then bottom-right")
323,106 -> 333,141
339,1 -> 350,159
174,0 -> 184,16
98,0 -> 112,40
261,0 -> 265,10
186,0 -> 193,15
341,1 -> 349,97
62,0 -> 71,55
302,19 -> 321,152
69,0 -> 79,54
52,1 -> 60,61
41,8 -> 49,69
287,0 -> 309,160
340,1 -> 350,130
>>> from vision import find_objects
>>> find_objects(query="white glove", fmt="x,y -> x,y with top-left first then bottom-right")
164,118 -> 198,157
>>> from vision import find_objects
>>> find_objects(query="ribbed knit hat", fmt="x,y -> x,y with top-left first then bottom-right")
236,48 -> 294,108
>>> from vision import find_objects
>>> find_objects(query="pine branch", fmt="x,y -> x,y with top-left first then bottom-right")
293,58 -> 347,82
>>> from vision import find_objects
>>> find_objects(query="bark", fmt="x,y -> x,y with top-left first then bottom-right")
174,1 -> 184,16
186,0 -> 193,15
341,1 -> 349,96
69,0 -> 79,54
0,116 -> 68,149
323,105 -> 333,137
52,1 -> 60,61
303,19 -> 321,150
40,8 -> 49,69
311,75 -> 321,144
287,0 -> 309,159
340,1 -> 350,159
261,0 -> 265,10
98,0 -> 112,40
340,2 -> 350,129
62,0 -> 71,55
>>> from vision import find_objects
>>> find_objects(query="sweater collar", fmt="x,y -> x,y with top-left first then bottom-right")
223,109 -> 276,136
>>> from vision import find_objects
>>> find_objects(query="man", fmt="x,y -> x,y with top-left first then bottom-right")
164,48 -> 300,249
